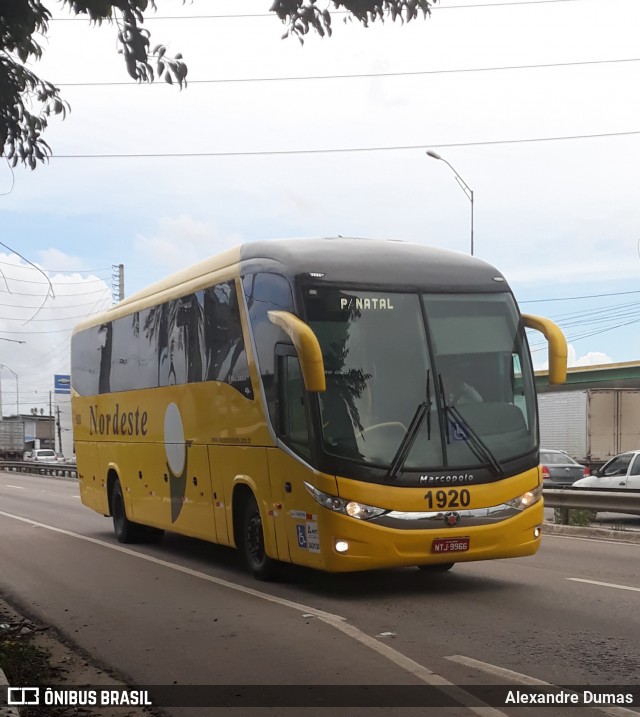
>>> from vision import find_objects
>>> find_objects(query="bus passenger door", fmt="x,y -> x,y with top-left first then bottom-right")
267,350 -> 328,569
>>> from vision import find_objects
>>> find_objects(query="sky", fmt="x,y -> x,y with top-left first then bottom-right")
1,0 -> 640,417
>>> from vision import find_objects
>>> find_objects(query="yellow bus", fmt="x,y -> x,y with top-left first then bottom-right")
71,238 -> 567,579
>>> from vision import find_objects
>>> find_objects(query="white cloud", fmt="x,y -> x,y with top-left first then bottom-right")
134,215 -> 243,271
567,345 -> 614,368
0,254 -> 111,417
532,343 -> 614,372
37,248 -> 89,273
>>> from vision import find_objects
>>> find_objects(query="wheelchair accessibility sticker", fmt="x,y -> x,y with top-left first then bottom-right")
296,521 -> 320,553
449,419 -> 469,441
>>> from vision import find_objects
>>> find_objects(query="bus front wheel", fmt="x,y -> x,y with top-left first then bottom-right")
242,494 -> 277,581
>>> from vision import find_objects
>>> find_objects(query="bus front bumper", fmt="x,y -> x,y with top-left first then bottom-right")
306,500 -> 544,573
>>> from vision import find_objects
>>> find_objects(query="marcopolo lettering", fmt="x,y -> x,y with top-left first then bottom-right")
420,473 -> 474,485
89,403 -> 148,437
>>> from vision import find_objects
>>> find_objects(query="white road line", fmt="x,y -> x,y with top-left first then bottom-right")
446,655 -> 640,717
4,485 -> 26,490
0,509 -> 505,717
568,578 -> 640,593
544,534 -> 640,546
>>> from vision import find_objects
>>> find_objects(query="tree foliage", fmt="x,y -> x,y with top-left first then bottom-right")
0,0 -> 435,170
1,0 -> 187,169
270,0 -> 435,42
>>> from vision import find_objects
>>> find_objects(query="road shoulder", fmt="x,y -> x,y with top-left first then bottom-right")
0,596 -> 160,717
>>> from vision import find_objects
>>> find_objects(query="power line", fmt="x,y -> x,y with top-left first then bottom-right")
0,287 -> 111,298
560,316 -> 640,344
521,289 -> 640,303
528,308 -> 640,348
0,296 -> 110,308
0,312 -> 107,322
548,301 -> 640,324
0,260 -> 111,273
47,129 -> 640,160
47,0 -> 591,22
0,328 -> 75,334
0,275 -> 109,286
54,57 -> 640,87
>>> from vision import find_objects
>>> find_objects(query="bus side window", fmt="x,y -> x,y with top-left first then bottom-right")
277,354 -> 311,460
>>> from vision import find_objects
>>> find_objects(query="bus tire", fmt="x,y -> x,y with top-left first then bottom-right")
111,479 -> 145,544
242,494 -> 277,580
417,562 -> 454,572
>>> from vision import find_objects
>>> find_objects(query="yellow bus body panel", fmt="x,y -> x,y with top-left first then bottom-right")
73,380 -> 274,541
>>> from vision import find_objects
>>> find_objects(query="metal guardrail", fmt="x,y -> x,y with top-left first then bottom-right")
543,488 -> 640,520
0,465 -> 637,517
0,460 -> 77,479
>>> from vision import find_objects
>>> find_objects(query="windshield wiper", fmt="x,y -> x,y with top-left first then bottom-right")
438,375 -> 503,477
426,368 -> 432,440
387,371 -> 432,481
387,403 -> 428,481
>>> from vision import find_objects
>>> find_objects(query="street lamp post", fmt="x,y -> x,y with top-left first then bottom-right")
426,150 -> 474,256
1,365 -> 19,416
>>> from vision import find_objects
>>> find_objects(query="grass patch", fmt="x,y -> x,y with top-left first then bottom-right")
0,633 -> 51,686
554,507 -> 598,526
0,614 -> 63,716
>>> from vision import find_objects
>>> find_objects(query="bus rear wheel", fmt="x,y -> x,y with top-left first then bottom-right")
242,494 -> 277,580
111,479 -> 151,544
417,563 -> 454,572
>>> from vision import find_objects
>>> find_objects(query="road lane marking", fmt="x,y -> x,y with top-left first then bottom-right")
568,578 -> 640,593
0,509 -> 505,717
446,655 -> 640,717
4,485 -> 25,490
544,534 -> 640,546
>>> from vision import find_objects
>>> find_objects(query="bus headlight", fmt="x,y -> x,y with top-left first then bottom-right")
304,482 -> 387,520
506,485 -> 543,511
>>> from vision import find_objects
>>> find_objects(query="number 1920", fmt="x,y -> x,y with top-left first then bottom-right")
425,488 -> 471,510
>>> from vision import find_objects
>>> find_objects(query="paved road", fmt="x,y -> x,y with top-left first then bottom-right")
1,472 -> 639,717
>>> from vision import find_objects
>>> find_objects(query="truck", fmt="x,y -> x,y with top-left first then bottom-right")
0,421 -> 25,460
538,388 -> 640,471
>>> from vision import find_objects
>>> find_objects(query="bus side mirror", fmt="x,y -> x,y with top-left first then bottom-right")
522,314 -> 567,385
267,311 -> 326,392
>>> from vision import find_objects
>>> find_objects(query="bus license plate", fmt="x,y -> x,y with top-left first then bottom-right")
431,537 -> 470,553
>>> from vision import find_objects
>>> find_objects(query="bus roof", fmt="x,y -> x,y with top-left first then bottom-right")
240,237 -> 504,287
73,238 -> 509,332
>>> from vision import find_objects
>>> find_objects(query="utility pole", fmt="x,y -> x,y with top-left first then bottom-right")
112,263 -> 125,304
49,391 -> 54,451
0,338 -> 25,420
56,405 -> 62,455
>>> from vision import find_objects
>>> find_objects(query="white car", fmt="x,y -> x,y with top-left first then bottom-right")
573,450 -> 640,490
29,448 -> 58,463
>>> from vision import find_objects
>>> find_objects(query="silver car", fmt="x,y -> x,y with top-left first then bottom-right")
29,448 -> 58,463
540,448 -> 588,489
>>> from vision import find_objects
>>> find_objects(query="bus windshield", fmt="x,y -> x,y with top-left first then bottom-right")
303,287 -> 537,474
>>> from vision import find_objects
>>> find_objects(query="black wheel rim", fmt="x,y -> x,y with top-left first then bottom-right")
246,511 -> 264,566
